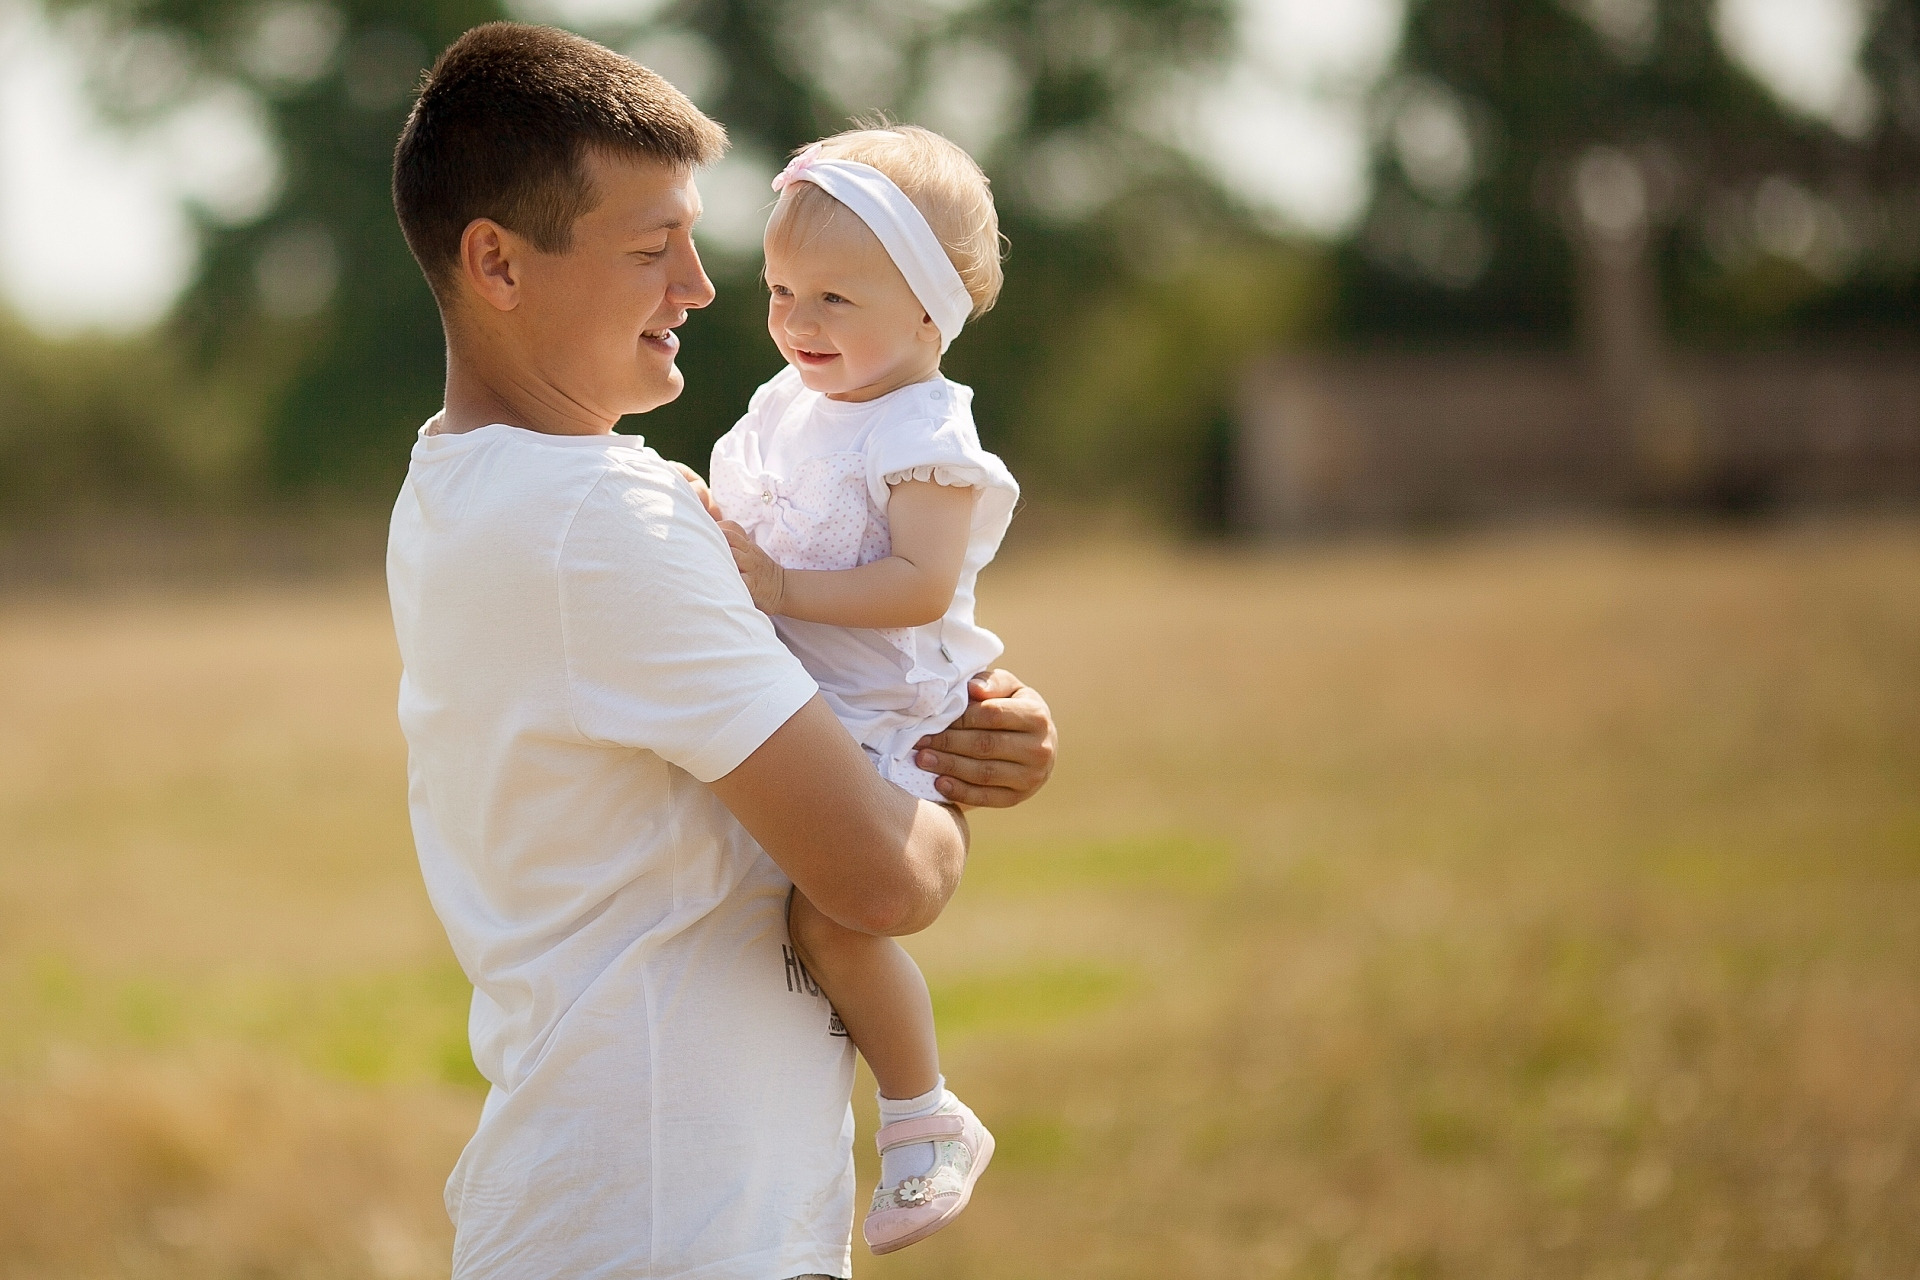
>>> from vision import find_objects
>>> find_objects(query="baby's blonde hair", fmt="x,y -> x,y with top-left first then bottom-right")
766,123 -> 1005,317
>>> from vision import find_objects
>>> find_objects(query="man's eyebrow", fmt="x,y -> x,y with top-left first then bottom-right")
638,206 -> 703,234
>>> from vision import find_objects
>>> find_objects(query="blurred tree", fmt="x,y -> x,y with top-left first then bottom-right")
46,0 -> 506,498
40,0 -> 1311,522
0,315 -> 187,515
1336,0 -> 1920,346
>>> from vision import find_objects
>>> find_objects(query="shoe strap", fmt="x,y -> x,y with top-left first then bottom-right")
875,1113 -> 965,1153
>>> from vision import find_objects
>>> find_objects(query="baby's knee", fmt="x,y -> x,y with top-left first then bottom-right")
787,889 -> 860,965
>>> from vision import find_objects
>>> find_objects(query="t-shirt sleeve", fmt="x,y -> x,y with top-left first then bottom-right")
557,457 -> 818,783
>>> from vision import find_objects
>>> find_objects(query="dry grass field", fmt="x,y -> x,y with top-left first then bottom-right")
1,521 -> 1916,1279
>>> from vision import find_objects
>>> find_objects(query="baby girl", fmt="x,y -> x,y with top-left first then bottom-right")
692,125 -> 1017,1254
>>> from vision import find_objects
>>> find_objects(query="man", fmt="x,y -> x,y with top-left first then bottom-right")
384,21 -> 1057,1279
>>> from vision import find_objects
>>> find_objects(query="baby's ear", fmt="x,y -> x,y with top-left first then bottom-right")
920,311 -> 941,342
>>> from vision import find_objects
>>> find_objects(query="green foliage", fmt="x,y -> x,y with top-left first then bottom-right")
15,0 -> 1909,517
1337,0 -> 1920,343
0,318 -> 176,515
0,315 -> 274,515
1024,243 -> 1326,519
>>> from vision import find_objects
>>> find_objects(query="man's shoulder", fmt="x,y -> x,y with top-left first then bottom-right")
397,428 -> 698,556
469,430 -> 682,514
557,441 -> 728,570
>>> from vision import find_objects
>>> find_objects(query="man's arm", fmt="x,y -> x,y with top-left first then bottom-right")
708,695 -> 969,937
913,669 -> 1058,808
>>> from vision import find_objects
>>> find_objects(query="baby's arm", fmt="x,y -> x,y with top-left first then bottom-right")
722,480 -> 975,627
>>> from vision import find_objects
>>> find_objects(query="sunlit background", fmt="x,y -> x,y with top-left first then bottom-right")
0,0 -> 1886,330
0,0 -> 1916,1276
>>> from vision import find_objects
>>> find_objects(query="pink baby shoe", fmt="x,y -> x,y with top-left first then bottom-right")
862,1097 -> 995,1255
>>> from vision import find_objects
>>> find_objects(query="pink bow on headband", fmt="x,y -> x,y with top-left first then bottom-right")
771,144 -> 823,192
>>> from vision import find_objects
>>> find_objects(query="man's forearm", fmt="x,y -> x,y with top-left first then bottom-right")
875,801 -> 968,935
710,695 -> 969,936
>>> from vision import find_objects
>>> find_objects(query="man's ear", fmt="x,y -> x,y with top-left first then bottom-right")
460,219 -> 523,313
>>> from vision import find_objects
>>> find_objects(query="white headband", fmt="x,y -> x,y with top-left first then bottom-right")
771,144 -> 973,353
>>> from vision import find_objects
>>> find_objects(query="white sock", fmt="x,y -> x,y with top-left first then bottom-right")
877,1078 -> 950,1186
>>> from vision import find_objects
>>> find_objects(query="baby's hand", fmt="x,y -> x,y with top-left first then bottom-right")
719,521 -> 787,615
668,461 -> 723,522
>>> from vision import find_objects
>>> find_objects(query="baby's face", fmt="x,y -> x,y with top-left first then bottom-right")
763,213 -> 942,402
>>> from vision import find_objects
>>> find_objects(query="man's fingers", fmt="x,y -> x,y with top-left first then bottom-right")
931,772 -> 1021,808
949,699 -> 1032,734
917,728 -> 1014,763
966,668 -> 1023,702
915,667 -> 1056,806
917,725 -> 1044,766
916,747 -> 1026,789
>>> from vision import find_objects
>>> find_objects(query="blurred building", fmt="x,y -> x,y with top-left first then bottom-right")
1234,345 -> 1920,533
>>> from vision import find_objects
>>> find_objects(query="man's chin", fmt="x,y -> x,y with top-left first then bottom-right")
628,367 -> 686,415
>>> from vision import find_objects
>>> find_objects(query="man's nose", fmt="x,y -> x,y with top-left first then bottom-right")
670,240 -> 716,311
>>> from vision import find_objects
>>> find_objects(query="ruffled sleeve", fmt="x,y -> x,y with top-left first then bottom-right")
880,461 -> 997,488
863,380 -> 1019,518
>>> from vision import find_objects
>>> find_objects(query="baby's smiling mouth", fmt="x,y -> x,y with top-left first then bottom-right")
793,347 -> 839,364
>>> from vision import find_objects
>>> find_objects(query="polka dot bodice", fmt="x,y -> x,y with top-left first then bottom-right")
710,450 -> 893,574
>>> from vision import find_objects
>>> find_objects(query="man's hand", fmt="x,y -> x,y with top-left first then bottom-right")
914,669 -> 1057,808
719,521 -> 788,615
668,461 -> 724,521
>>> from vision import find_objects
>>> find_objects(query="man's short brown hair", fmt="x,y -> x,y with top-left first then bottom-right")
393,22 -> 727,301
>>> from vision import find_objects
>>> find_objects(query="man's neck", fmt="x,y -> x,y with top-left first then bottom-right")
438,336 -> 618,438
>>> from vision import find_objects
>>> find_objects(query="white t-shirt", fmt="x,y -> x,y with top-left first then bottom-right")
388,419 -> 857,1280
709,367 -> 1019,802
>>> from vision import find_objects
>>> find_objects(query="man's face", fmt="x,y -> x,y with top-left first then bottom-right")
513,150 -> 715,418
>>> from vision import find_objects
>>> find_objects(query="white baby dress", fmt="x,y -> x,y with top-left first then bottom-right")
710,365 -> 1019,802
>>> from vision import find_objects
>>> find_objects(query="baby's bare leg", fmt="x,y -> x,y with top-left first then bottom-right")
787,888 -> 940,1100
